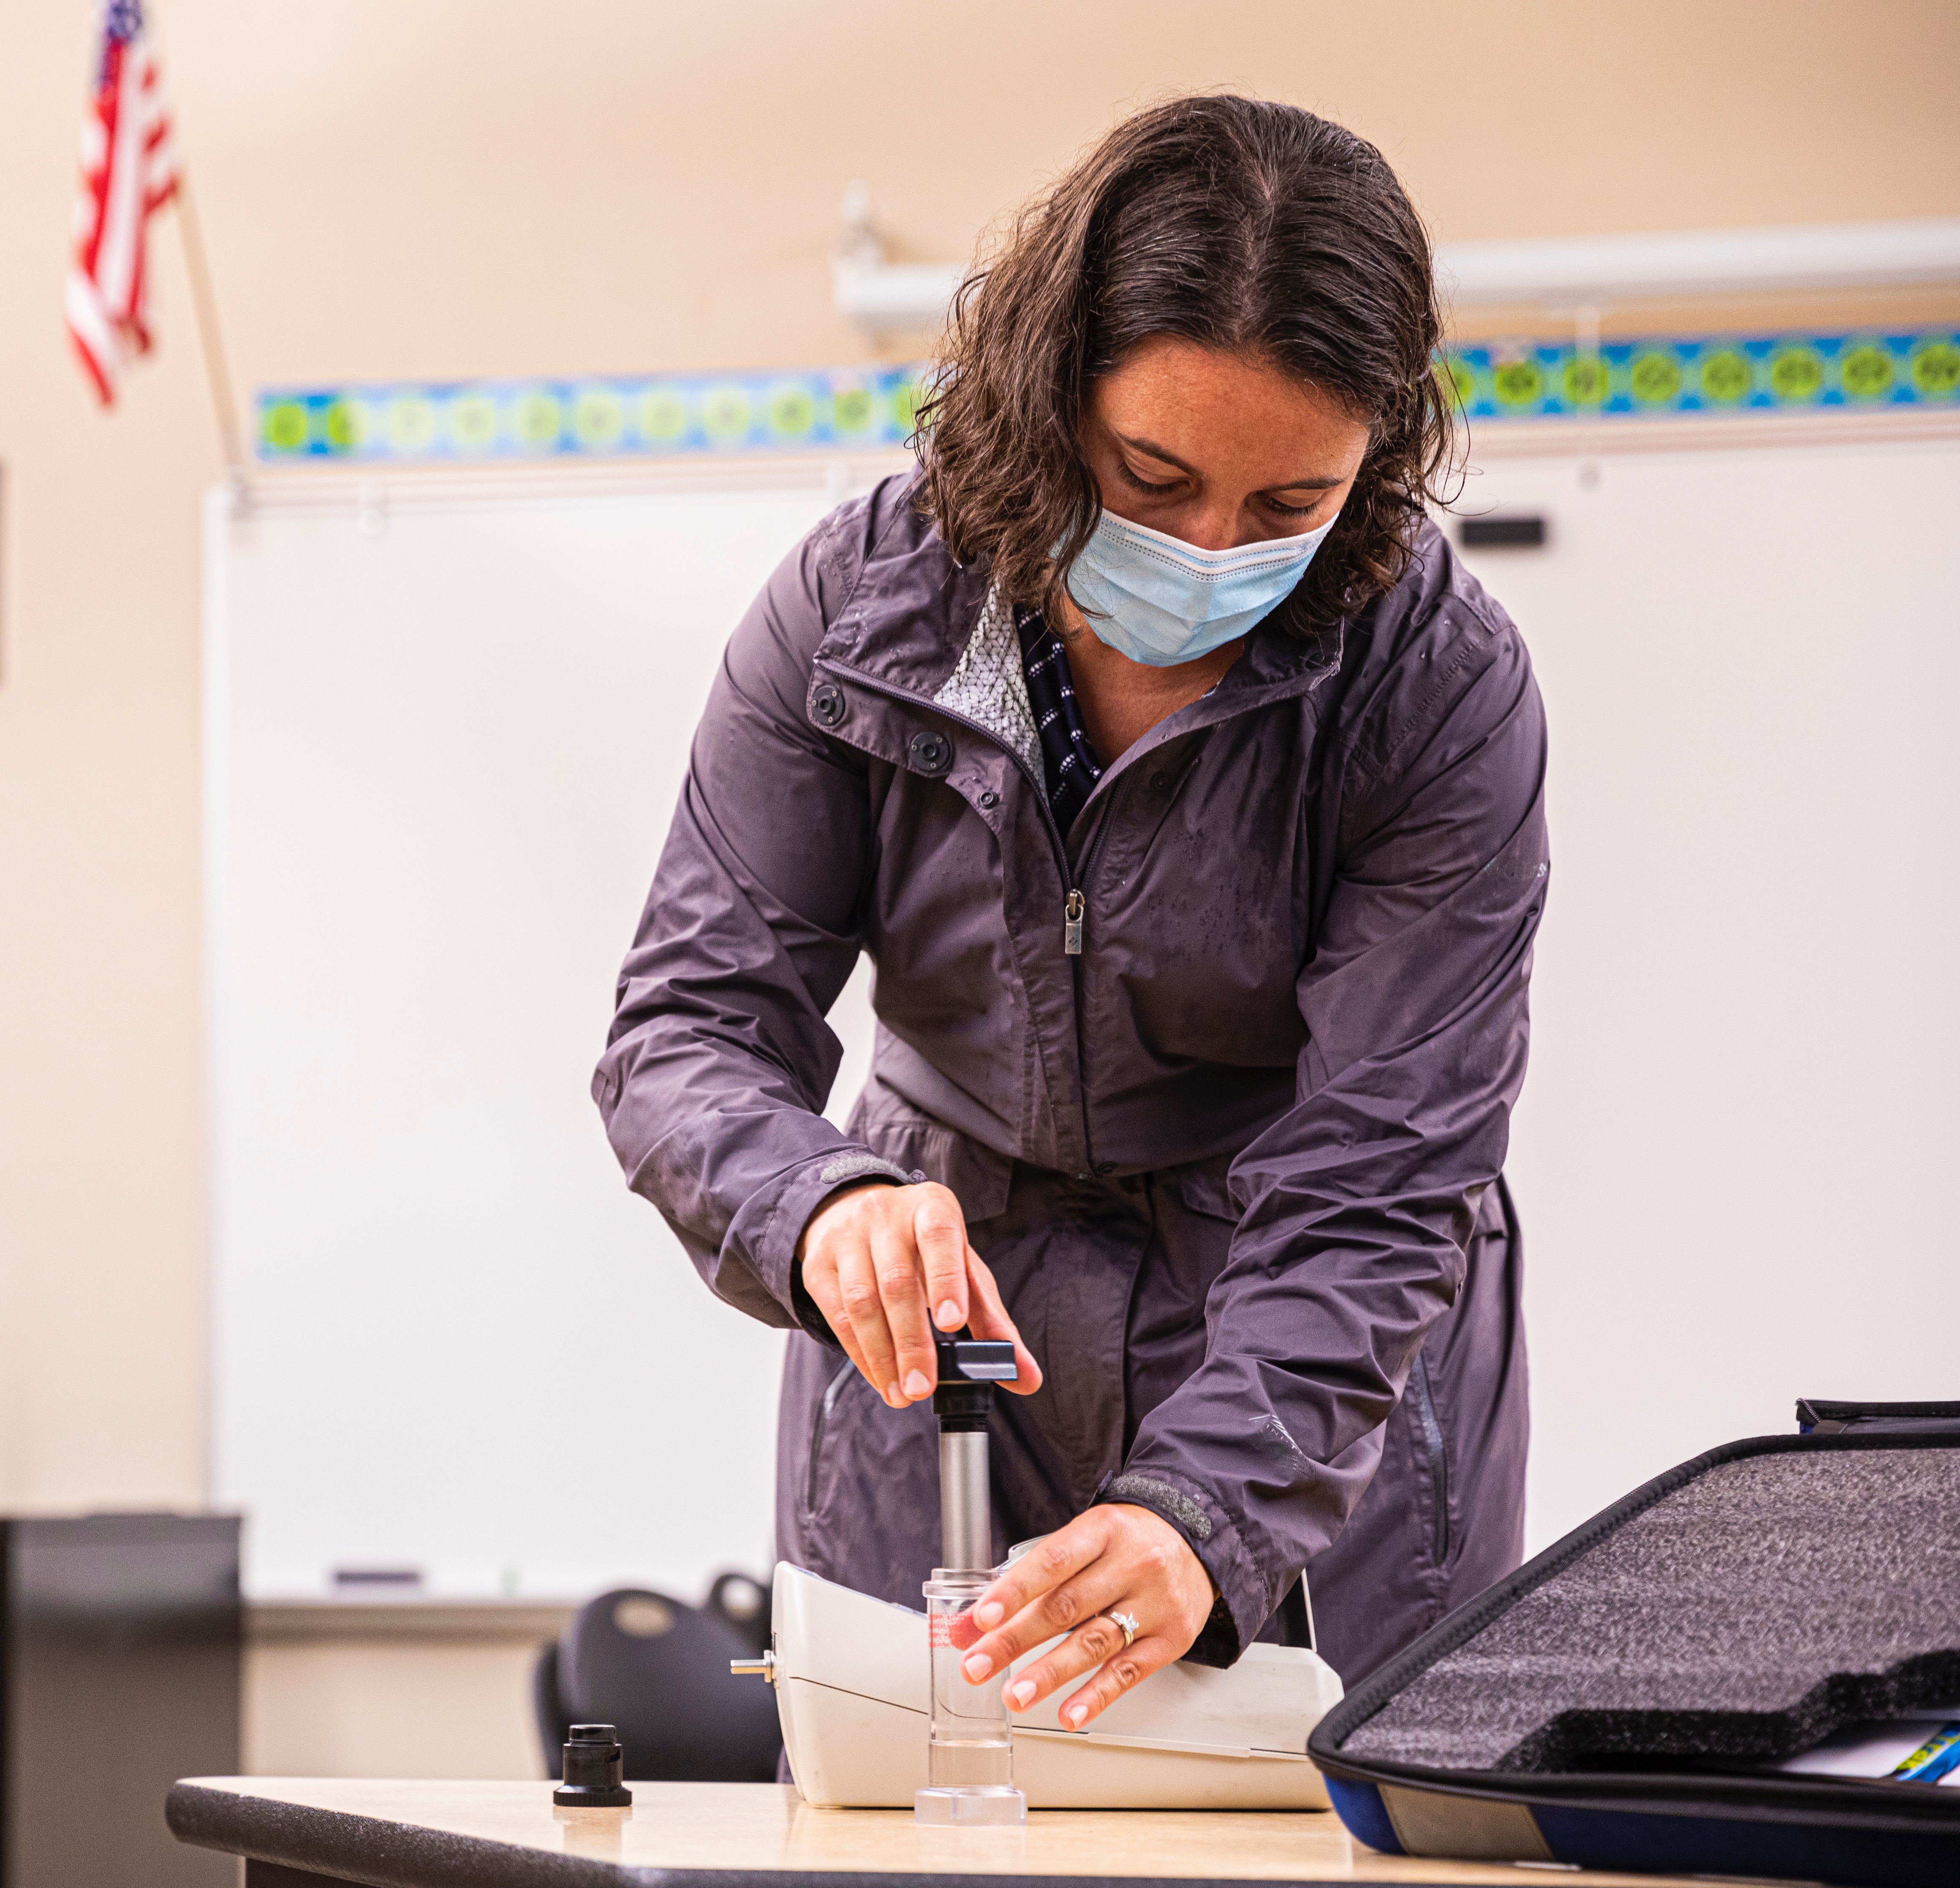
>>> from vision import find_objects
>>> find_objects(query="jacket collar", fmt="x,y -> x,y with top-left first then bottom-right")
818,500 -> 1345,737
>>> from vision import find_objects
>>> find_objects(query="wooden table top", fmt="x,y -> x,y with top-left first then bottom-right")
169,1778 -> 1677,1887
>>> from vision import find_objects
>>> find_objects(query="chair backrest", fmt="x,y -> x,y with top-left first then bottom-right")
544,1583 -> 781,1782
531,1636 -> 567,1779
706,1569 -> 770,1653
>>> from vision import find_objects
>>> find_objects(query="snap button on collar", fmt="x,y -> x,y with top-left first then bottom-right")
909,730 -> 953,777
811,682 -> 846,727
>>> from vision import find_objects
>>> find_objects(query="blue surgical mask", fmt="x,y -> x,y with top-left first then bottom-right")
1064,509 -> 1338,667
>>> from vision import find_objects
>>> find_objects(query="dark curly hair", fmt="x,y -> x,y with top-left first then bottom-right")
915,95 -> 1454,636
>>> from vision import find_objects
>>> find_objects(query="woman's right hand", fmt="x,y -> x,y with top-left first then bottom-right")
795,1182 -> 1042,1409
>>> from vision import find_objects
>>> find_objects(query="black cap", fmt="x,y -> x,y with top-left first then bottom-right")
933,1331 -> 1019,1432
555,1723 -> 632,1808
937,1334 -> 1018,1382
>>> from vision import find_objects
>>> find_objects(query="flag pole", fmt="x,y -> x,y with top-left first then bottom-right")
172,171 -> 247,481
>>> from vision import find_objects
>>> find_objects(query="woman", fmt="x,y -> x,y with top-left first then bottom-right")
596,95 -> 1545,1725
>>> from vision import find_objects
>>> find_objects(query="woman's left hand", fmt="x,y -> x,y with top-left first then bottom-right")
946,1503 -> 1216,1728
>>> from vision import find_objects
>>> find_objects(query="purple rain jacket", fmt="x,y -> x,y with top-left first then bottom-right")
596,474 -> 1547,1683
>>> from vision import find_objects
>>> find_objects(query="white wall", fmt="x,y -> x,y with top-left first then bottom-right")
207,469 -> 889,1599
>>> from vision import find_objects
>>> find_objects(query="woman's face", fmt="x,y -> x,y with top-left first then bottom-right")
1081,335 -> 1372,551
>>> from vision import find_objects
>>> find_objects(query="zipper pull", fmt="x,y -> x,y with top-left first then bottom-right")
1064,890 -> 1085,956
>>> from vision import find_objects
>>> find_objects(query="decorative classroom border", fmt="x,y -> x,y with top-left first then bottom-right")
1446,329 -> 1959,418
256,331 -> 1960,462
255,366 -> 926,463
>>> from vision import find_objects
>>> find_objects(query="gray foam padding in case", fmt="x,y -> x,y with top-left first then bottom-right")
1341,1446 -> 1960,1773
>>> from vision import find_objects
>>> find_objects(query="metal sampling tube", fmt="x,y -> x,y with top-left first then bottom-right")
939,1428 -> 991,1572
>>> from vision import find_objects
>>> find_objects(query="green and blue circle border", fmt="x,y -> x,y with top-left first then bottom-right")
256,332 -> 1959,464
1441,329 -> 1959,421
256,366 -> 926,463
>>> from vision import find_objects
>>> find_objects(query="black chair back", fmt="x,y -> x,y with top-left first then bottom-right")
534,1578 -> 780,1782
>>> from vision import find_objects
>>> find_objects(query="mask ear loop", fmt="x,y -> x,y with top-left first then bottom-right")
1047,497 -> 1114,630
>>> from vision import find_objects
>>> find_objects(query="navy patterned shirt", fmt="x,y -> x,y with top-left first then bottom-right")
1015,606 -> 1103,837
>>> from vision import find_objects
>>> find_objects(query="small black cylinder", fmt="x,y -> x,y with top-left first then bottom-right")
555,1722 -> 633,1807
933,1333 -> 1016,1432
932,1376 -> 993,1432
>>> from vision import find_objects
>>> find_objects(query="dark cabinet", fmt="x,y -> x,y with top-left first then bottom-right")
2,1515 -> 241,1887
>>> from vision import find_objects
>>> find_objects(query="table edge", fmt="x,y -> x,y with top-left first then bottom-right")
164,1782 -> 1475,1888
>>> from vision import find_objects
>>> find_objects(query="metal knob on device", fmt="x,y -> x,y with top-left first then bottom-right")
555,1723 -> 633,1807
729,1649 -> 776,1684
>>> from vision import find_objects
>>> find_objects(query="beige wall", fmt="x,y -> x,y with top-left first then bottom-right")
245,1636 -> 546,1778
244,1606 -> 571,1779
3,0 -> 1958,1517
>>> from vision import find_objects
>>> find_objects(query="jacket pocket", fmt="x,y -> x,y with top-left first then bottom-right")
845,1095 -> 1014,1225
1406,1350 -> 1452,1567
806,1356 -> 861,1519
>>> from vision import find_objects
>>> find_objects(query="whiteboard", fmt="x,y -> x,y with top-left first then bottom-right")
1453,428 -> 1960,1551
207,426 -> 1960,1602
205,463 -> 898,1599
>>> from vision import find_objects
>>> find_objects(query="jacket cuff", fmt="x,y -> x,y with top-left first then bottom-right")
1092,1468 -> 1266,1668
741,1147 -> 919,1337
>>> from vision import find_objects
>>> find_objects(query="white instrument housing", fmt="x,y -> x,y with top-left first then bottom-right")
767,1562 -> 1343,1809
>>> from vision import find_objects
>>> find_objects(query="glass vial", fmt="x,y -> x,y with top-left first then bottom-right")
914,1568 -> 1026,1825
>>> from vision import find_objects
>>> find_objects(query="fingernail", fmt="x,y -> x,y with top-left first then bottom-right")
903,1369 -> 932,1398
962,1653 -> 992,1682
1064,1701 -> 1087,1728
885,1382 -> 902,1406
1006,1680 -> 1035,1709
975,1601 -> 1004,1628
936,1299 -> 962,1328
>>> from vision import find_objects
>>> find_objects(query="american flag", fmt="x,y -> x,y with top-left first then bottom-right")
66,0 -> 179,404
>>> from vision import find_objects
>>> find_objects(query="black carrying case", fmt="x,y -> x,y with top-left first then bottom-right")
1308,1403 -> 1960,1888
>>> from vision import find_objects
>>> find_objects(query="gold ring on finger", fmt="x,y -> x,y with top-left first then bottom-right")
1104,1609 -> 1139,1650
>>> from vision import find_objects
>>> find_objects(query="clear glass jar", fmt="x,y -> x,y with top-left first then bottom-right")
915,1568 -> 1025,1825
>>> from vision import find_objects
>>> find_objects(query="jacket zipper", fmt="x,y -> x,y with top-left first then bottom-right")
819,637 -> 1335,962
814,659 -> 1159,1174
1057,808 -> 1125,1169
1407,1351 -> 1452,1567
818,661 -> 1099,973
806,1357 -> 857,1515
